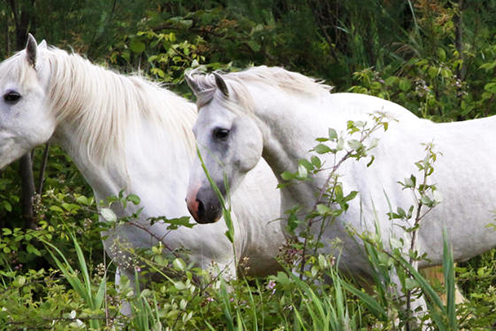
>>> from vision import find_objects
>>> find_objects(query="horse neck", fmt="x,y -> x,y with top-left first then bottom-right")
48,53 -> 197,204
250,86 -> 334,211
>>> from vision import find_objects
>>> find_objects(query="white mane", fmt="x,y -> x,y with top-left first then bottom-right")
33,47 -> 197,176
190,66 -> 333,109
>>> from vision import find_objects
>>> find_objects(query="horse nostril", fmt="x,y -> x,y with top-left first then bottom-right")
196,199 -> 205,219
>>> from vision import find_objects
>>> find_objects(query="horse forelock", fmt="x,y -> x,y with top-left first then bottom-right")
191,66 -> 332,115
189,72 -> 254,116
38,47 -> 197,178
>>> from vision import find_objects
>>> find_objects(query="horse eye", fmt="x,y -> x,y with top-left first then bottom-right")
213,128 -> 230,140
4,91 -> 21,104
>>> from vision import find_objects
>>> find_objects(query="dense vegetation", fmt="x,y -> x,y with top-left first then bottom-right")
1,0 -> 496,329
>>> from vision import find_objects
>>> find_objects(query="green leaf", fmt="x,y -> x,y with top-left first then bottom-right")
344,190 -> 358,202
100,208 -> 117,222
311,156 -> 322,168
440,68 -> 451,78
246,40 -> 261,52
316,204 -> 331,215
396,207 -> 406,218
173,258 -> 186,271
428,66 -> 439,79
121,50 -> 130,63
354,120 -> 366,128
484,82 -> 496,94
314,144 -> 331,154
49,205 -> 64,213
281,171 -> 296,181
13,276 -> 26,287
335,185 -> 344,200
399,79 -> 411,92
328,128 -> 338,140
174,281 -> 187,290
384,76 -> 398,86
437,47 -> 446,61
26,243 -> 41,256
274,271 -> 291,287
287,212 -> 300,233
130,40 -> 146,53
2,201 -> 12,212
75,195 -> 90,205
480,61 -> 496,72
299,159 -> 314,171
347,139 -> 363,151
297,164 -> 308,179
421,195 -> 434,207
402,175 -> 416,189
147,215 -> 196,229
127,194 -> 141,205
140,288 -> 152,298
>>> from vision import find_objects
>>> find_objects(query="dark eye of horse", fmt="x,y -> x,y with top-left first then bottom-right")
213,128 -> 230,140
4,91 -> 21,104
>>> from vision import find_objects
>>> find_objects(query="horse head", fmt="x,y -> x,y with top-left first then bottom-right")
185,72 -> 264,224
0,34 -> 55,169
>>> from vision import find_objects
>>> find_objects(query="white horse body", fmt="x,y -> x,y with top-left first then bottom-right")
0,36 -> 283,282
185,66 -> 496,281
262,91 -> 496,269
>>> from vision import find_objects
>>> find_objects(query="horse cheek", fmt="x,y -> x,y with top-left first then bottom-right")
237,138 -> 262,173
27,106 -> 56,146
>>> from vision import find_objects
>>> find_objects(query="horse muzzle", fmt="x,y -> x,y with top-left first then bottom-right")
186,185 -> 223,224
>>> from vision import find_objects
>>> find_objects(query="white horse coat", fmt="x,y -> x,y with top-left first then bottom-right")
0,36 -> 284,283
185,66 -> 496,281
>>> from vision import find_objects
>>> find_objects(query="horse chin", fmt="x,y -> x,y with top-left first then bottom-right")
0,140 -> 27,170
195,214 -> 222,224
195,202 -> 222,224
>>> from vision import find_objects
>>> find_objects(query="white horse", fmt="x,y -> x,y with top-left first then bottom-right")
0,35 -> 285,285
185,66 -> 496,296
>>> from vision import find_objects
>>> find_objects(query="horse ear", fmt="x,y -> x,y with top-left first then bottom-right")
185,73 -> 201,96
38,39 -> 48,50
214,72 -> 229,97
25,33 -> 37,68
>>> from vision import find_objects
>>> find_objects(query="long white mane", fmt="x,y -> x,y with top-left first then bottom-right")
28,46 -> 196,176
189,66 -> 333,109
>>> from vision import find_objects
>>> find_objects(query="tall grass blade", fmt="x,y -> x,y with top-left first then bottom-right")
196,145 -> 235,245
244,278 -> 259,331
292,305 -> 308,331
220,280 -> 235,331
442,228 -> 457,330
340,281 -> 386,320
